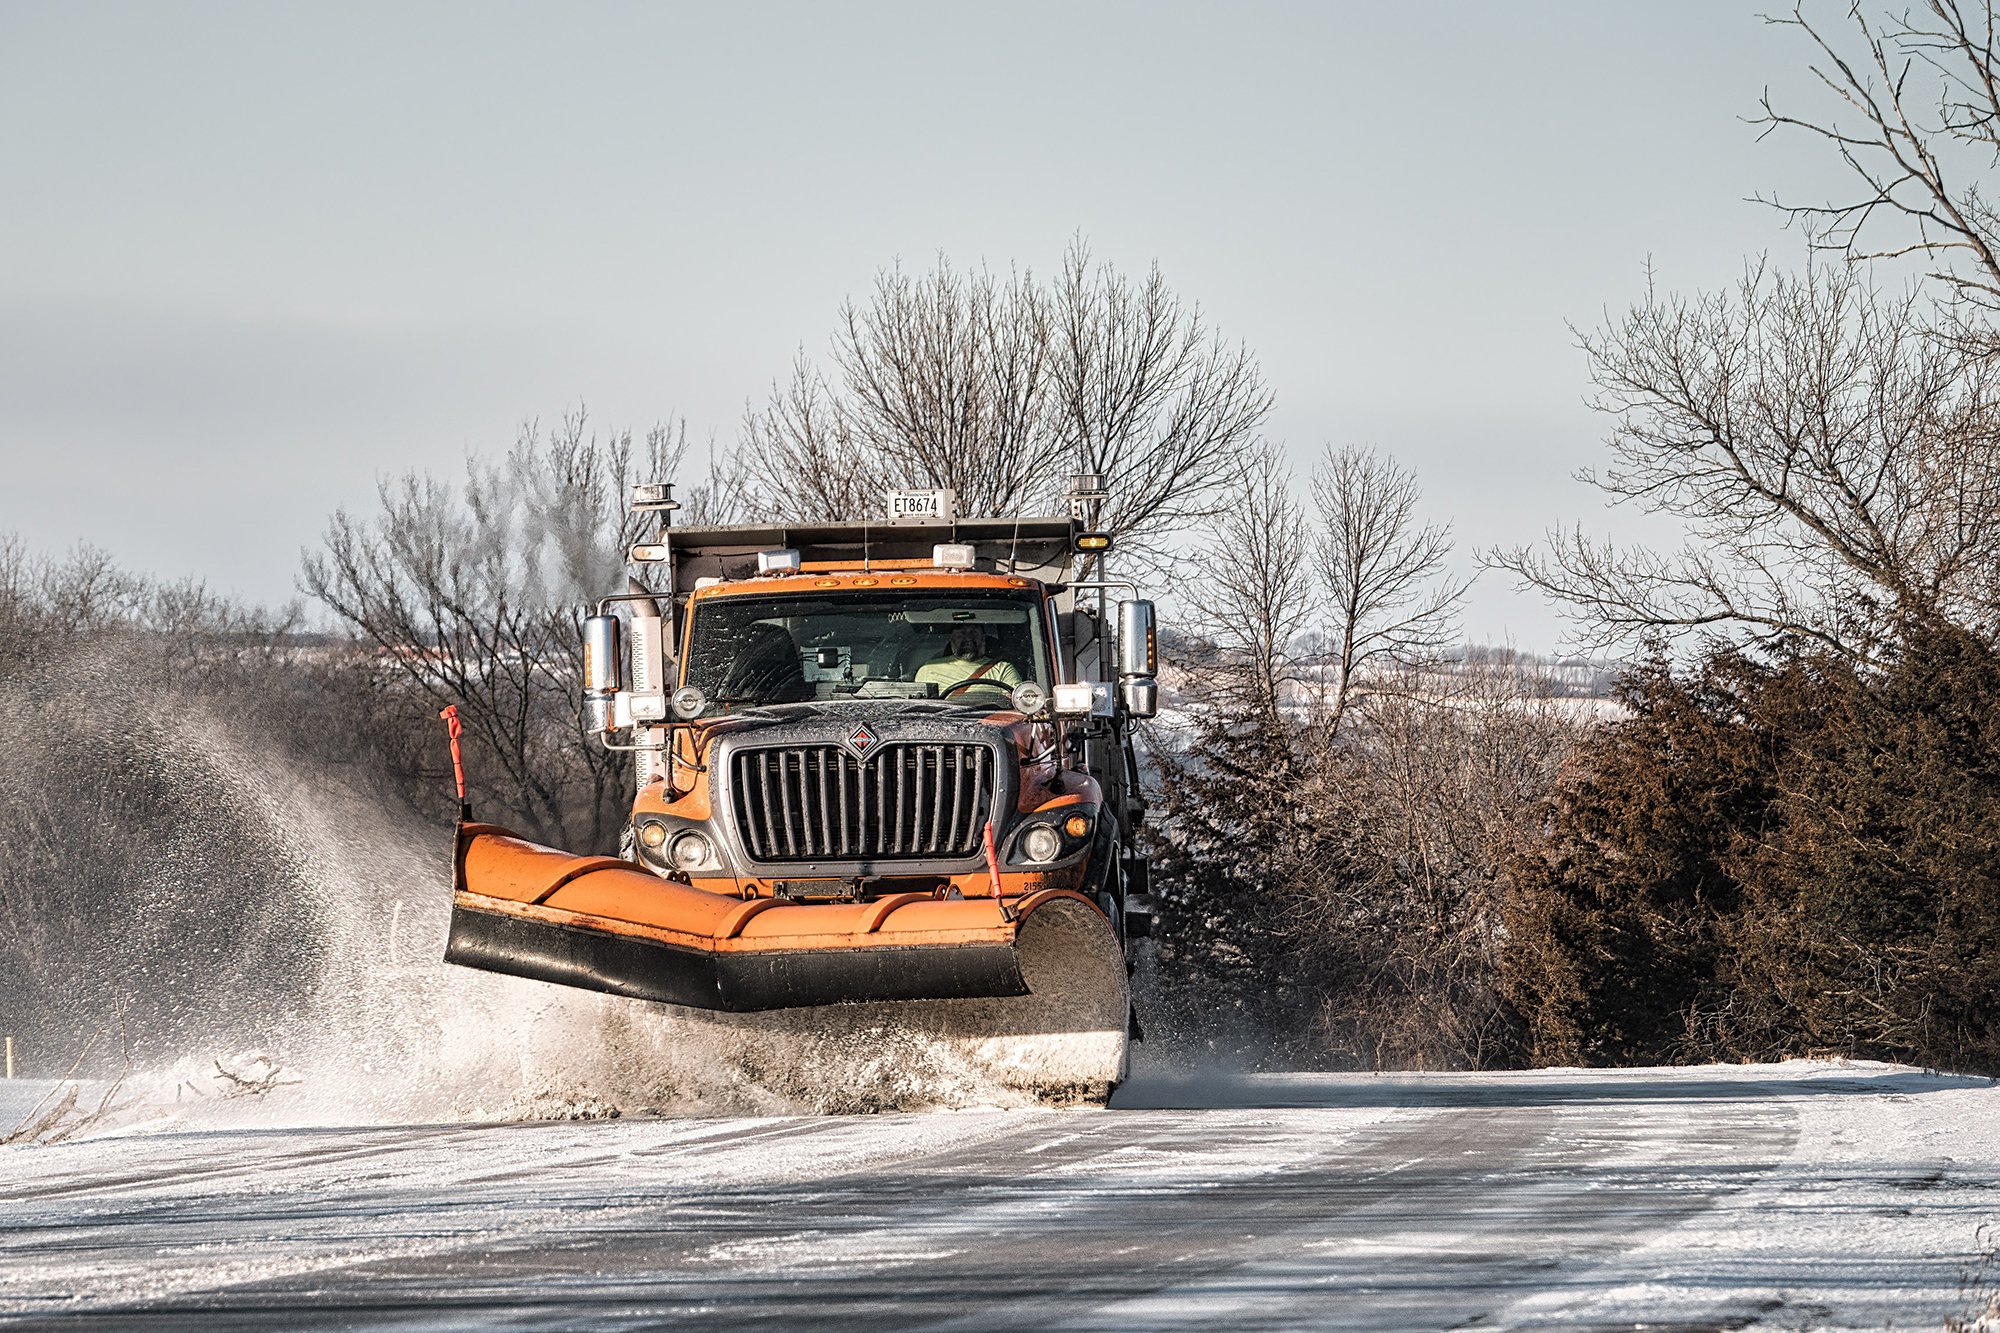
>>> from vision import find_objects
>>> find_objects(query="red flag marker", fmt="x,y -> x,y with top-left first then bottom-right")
438,705 -> 470,819
982,821 -> 1014,923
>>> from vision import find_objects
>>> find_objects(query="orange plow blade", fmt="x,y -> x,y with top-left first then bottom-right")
443,823 -> 1130,1097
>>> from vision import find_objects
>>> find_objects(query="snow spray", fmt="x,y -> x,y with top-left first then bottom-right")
8,693 -> 1066,1134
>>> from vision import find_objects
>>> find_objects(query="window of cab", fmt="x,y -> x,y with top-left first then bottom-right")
682,590 -> 1050,714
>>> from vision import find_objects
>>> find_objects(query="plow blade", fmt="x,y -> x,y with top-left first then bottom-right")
446,901 -> 1026,1011
443,823 -> 1129,1096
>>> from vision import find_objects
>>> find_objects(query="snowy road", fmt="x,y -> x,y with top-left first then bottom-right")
2,1062 -> 1995,1331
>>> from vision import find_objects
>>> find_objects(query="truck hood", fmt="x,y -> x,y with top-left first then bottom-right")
692,699 -> 1035,748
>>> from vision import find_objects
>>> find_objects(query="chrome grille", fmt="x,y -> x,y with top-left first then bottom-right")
729,743 -> 997,863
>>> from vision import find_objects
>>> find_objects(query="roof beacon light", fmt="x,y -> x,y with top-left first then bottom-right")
630,481 -> 680,512
1076,532 -> 1113,553
932,543 -> 976,571
757,549 -> 802,576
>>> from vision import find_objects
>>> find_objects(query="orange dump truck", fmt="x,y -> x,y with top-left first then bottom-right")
443,480 -> 1159,1096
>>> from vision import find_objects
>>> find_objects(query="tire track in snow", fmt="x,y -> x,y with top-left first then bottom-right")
10,1066 -> 1987,1332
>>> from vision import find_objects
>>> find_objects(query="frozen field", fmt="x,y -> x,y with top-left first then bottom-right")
1,1060 -> 1994,1331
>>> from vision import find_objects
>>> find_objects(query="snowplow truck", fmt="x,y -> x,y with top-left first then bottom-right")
443,480 -> 1159,1097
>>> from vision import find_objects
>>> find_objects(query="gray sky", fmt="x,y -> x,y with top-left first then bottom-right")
0,1 -> 1855,647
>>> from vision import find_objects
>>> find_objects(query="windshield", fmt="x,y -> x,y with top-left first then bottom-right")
682,590 -> 1050,715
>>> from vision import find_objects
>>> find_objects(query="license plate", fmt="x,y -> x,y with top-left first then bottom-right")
887,488 -> 955,522
775,879 -> 862,901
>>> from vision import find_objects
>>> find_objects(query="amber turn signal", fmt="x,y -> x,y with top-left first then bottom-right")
1064,813 -> 1092,839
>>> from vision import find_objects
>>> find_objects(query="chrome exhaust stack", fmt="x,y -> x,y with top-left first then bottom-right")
626,582 -> 666,788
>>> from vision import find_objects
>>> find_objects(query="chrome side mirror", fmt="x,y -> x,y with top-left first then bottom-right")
1120,678 -> 1158,717
1116,600 -> 1159,718
583,613 -> 621,734
1117,600 -> 1156,678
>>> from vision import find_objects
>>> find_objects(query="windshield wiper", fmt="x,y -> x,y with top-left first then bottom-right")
703,694 -> 811,715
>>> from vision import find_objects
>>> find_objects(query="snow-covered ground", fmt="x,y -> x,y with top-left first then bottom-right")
1,1059 -> 1994,1330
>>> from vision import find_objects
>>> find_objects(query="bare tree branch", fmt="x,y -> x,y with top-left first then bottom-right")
1312,445 -> 1471,735
1493,261 -> 2000,657
1754,1 -> 2000,327
741,241 -> 1272,555
299,408 -> 693,847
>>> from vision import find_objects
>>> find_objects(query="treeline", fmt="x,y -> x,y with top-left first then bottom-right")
1145,620 -> 2000,1074
1507,627 -> 2000,1071
1144,2 -> 2000,1074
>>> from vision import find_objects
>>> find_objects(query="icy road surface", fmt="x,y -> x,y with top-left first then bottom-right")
2,1061 -> 1996,1331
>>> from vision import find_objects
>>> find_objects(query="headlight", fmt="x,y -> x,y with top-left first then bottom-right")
668,830 -> 717,871
1010,681 -> 1049,715
1020,824 -> 1063,864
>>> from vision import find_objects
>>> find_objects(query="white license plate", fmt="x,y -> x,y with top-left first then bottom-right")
887,488 -> 954,522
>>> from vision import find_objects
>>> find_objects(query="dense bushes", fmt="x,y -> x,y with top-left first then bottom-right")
1500,627 -> 2000,1073
1141,622 -> 2000,1075
1143,652 -> 1578,1070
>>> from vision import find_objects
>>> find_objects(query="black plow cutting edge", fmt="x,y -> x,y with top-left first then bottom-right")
443,901 -> 1031,1013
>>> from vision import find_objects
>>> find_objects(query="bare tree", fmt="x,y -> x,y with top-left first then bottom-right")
743,354 -> 903,524
1047,243 -> 1273,552
1193,443 -> 1314,722
838,259 -> 1061,512
0,535 -> 288,684
1497,262 -> 2000,658
743,240 -> 1271,552
1148,441 -> 1591,1069
1304,657 -> 1580,1066
1490,5 -> 2000,659
1311,445 -> 1470,736
675,424 -> 759,527
1755,1 -> 2000,322
745,259 -> 1063,523
301,409 -> 690,848
0,538 -> 143,656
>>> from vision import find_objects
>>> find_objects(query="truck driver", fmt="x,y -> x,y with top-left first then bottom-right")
914,623 -> 1022,697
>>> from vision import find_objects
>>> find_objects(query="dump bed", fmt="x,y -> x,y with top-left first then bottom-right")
662,516 -> 1078,592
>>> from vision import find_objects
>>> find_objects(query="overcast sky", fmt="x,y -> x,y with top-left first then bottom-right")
0,1 -> 1859,647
